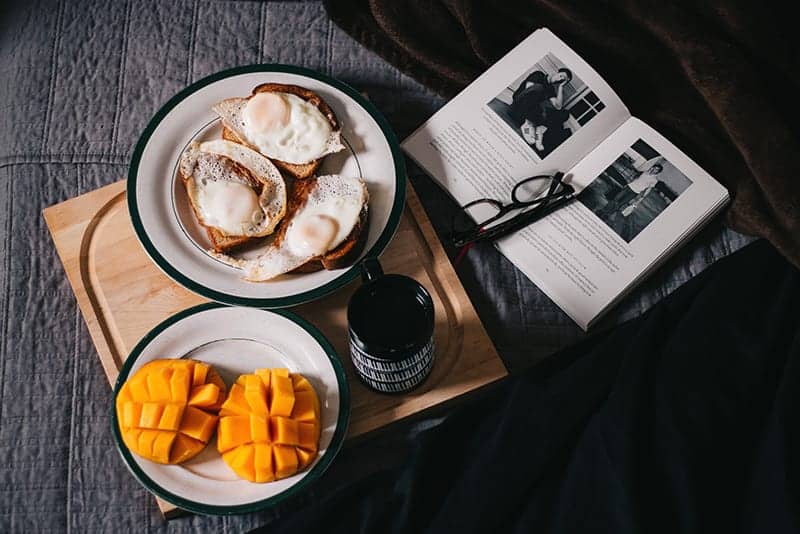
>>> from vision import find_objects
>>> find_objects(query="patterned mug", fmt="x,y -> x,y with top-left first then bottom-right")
347,258 -> 435,394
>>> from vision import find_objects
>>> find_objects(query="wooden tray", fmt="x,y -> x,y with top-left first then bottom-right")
43,180 -> 506,517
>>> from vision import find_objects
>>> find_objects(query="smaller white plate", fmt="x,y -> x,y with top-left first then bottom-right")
111,303 -> 350,515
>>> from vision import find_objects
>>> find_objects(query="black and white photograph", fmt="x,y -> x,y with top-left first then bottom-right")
577,140 -> 692,242
487,53 -> 605,158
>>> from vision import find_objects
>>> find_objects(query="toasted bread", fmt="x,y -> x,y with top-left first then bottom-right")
215,83 -> 342,180
204,229 -> 253,253
179,141 -> 287,254
269,176 -> 368,273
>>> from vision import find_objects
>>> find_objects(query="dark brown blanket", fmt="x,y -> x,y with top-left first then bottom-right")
324,0 -> 800,267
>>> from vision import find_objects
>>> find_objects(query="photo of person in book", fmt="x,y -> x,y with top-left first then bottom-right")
578,139 -> 693,242
512,68 -> 571,151
596,158 -> 664,218
487,53 -> 605,159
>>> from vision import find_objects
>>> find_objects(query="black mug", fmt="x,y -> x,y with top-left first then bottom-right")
347,258 -> 435,394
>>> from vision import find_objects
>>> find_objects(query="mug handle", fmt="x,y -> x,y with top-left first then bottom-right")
360,257 -> 383,283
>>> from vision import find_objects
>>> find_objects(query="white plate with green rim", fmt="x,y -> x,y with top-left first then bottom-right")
127,64 -> 406,308
111,303 -> 350,515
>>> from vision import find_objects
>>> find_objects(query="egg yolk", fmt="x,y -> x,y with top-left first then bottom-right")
289,215 -> 339,257
200,180 -> 261,234
243,92 -> 291,132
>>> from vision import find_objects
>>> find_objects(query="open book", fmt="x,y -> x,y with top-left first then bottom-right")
403,28 -> 729,330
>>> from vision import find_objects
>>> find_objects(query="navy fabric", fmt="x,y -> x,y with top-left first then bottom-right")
256,239 -> 800,534
0,1 -> 752,531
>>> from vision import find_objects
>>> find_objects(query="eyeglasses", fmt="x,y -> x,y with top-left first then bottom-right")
449,172 -> 575,247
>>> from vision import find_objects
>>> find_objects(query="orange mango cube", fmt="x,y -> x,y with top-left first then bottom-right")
140,403 -> 165,429
298,422 -> 320,452
296,448 -> 315,470
271,417 -> 300,446
254,443 -> 275,483
244,375 -> 269,415
291,390 -> 319,422
170,368 -> 191,403
255,368 -> 271,389
269,375 -> 295,417
188,383 -> 220,408
121,402 -> 143,429
250,414 -> 270,443
220,384 -> 251,416
223,444 -> 256,482
273,445 -> 298,479
146,368 -> 173,403
272,368 -> 290,379
170,433 -> 206,464
152,431 -> 177,464
128,375 -> 150,402
158,404 -> 184,431
217,415 -> 252,453
137,429 -> 160,457
192,362 -> 209,387
179,406 -> 218,443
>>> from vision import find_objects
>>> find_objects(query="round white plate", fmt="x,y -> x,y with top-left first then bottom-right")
128,65 -> 406,308
111,303 -> 350,515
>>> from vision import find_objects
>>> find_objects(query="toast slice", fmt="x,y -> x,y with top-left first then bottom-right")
179,141 -> 287,254
215,83 -> 342,180
272,176 -> 369,273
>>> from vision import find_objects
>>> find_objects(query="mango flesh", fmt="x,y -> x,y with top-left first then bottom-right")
218,368 -> 321,482
116,359 -> 227,464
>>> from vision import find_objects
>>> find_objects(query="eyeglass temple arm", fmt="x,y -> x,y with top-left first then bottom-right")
453,185 -> 575,247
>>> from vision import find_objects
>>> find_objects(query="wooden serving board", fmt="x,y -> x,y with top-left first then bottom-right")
43,179 -> 507,517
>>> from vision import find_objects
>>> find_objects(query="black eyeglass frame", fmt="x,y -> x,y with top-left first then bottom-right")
450,172 -> 575,247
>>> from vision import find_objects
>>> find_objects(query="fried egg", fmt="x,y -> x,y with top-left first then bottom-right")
179,139 -> 287,237
213,91 -> 344,165
211,175 -> 368,281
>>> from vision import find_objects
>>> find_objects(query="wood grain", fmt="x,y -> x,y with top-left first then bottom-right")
43,179 -> 507,518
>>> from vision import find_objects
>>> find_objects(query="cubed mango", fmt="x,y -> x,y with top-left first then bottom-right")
188,383 -> 220,408
139,402 -> 164,429
250,414 -> 270,443
116,359 -> 227,465
244,375 -> 268,415
218,369 -> 321,482
217,415 -> 252,453
272,446 -> 298,479
179,406 -> 218,443
271,417 -> 300,446
269,375 -> 295,417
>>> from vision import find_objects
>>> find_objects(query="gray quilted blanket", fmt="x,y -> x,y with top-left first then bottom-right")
0,0 -> 753,531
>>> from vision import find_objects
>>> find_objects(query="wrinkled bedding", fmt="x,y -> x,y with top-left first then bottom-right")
0,1 -> 752,531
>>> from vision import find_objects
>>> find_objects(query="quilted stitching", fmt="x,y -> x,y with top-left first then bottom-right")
0,0 -> 753,531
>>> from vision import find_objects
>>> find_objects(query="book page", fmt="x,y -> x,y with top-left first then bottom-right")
495,118 -> 729,329
402,28 -> 629,206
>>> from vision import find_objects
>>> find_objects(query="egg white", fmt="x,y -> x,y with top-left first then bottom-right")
180,139 -> 287,238
213,93 -> 344,165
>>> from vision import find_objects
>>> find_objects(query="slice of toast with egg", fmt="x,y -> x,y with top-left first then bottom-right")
214,83 -> 344,180
279,176 -> 370,273
179,140 -> 288,254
